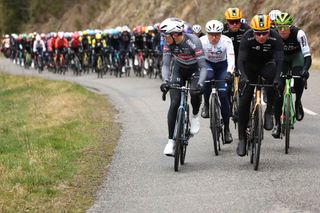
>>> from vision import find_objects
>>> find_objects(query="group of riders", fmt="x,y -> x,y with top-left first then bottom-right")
159,8 -> 311,157
1,24 -> 164,77
0,7 -> 312,159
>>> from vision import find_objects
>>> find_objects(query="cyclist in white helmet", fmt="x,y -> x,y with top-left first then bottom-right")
160,17 -> 207,156
200,19 -> 235,143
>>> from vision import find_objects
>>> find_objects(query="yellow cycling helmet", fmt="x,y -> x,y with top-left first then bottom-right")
250,14 -> 271,31
224,8 -> 242,20
95,33 -> 102,40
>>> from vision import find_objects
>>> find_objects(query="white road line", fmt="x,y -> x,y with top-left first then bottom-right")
258,99 -> 318,115
304,107 -> 318,115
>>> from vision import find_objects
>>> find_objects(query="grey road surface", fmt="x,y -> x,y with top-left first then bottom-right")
1,59 -> 320,213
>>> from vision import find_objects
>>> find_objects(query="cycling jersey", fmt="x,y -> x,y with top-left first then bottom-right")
223,23 -> 250,68
200,34 -> 235,73
162,33 -> 207,84
238,28 -> 284,80
55,37 -> 68,50
71,38 -> 82,49
33,40 -> 46,53
282,26 -> 311,57
132,34 -> 145,51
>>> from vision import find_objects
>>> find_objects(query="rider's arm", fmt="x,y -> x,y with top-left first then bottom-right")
41,40 -> 46,52
237,34 -> 249,80
161,45 -> 172,82
297,30 -> 312,71
225,36 -> 235,74
32,41 -> 37,53
192,37 -> 207,85
273,33 -> 284,82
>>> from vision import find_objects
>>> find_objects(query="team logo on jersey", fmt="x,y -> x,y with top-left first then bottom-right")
301,36 -> 306,47
186,39 -> 196,50
252,46 -> 260,50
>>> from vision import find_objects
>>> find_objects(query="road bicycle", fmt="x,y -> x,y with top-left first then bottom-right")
280,70 -> 306,154
205,79 -> 226,156
231,71 -> 240,129
96,53 -> 104,78
162,82 -> 193,172
244,76 -> 274,171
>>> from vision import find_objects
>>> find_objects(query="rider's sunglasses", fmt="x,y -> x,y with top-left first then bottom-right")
254,30 -> 270,36
227,19 -> 241,25
276,25 -> 291,31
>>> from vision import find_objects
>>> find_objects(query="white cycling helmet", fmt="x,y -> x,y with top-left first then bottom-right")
205,20 -> 224,33
122,25 -> 130,32
160,17 -> 184,34
268,9 -> 282,21
35,34 -> 41,41
58,31 -> 64,39
192,24 -> 202,34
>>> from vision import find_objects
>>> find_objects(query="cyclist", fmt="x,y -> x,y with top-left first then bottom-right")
271,12 -> 312,138
160,17 -> 207,156
223,7 -> 250,117
92,32 -> 107,72
54,32 -> 68,68
223,7 -> 250,71
236,14 -> 284,156
33,34 -> 46,67
200,19 -> 235,143
119,25 -> 131,71
192,24 -> 205,38
132,26 -> 146,64
70,32 -> 83,70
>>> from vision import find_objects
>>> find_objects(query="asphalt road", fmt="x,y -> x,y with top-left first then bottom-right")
1,59 -> 320,213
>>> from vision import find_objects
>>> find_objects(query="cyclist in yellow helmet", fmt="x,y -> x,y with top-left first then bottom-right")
236,14 -> 284,156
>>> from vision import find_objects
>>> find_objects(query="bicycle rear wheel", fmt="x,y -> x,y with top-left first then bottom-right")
284,96 -> 291,154
253,105 -> 263,171
210,94 -> 219,156
174,109 -> 184,171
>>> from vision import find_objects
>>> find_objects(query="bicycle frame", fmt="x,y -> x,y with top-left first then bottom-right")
246,76 -> 273,170
205,79 -> 226,155
280,75 -> 298,129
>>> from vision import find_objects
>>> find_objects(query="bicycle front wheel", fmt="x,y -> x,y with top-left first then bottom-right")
253,105 -> 263,171
284,95 -> 291,154
180,104 -> 189,165
174,108 -> 184,171
210,94 -> 219,156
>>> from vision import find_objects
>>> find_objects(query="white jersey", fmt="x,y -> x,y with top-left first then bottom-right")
33,40 -> 46,53
200,34 -> 235,73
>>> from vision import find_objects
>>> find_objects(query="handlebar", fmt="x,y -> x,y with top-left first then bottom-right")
162,84 -> 197,101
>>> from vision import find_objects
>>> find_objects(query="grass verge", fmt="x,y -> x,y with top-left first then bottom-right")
0,72 -> 120,212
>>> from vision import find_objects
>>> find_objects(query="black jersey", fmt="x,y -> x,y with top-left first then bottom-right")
238,28 -> 284,77
223,22 -> 250,67
282,26 -> 311,56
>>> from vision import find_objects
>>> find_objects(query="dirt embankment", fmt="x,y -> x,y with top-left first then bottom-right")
27,0 -> 320,56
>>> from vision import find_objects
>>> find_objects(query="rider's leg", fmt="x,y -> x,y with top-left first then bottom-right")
201,64 -> 214,118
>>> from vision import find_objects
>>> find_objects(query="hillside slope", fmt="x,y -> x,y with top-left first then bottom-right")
1,0 -> 319,56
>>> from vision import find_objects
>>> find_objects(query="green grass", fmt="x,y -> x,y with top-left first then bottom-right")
0,72 -> 120,212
